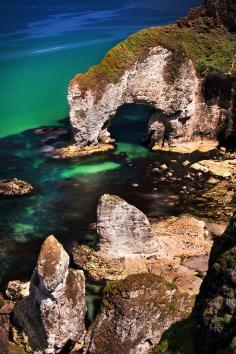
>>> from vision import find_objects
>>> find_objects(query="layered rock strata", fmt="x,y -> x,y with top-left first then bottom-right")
13,235 -> 86,353
82,274 -> 193,354
194,214 -> 236,353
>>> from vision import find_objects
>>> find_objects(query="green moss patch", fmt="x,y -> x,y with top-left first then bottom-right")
152,316 -> 194,354
72,24 -> 236,99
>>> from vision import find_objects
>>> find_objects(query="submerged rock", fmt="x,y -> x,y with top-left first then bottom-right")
55,142 -> 114,159
83,274 -> 193,354
0,179 -> 34,196
13,235 -> 86,353
194,214 -> 236,353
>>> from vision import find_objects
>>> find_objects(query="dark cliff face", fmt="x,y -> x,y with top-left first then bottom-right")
194,215 -> 236,354
203,71 -> 236,144
203,0 -> 236,31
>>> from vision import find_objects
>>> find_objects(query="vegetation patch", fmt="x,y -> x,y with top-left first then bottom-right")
152,316 -> 194,354
72,24 -> 236,99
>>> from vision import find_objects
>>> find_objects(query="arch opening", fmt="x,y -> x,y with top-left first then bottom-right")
108,103 -> 155,149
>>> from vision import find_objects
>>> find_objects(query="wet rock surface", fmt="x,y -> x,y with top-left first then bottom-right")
83,274 -> 193,354
194,214 -> 236,353
0,179 -> 34,196
12,235 -> 86,353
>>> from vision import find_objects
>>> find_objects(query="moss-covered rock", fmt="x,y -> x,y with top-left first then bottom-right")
194,214 -> 236,353
83,274 -> 194,354
73,25 -> 236,97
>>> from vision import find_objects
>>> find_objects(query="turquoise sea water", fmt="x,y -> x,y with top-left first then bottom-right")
0,1 -> 201,315
0,0 -> 200,138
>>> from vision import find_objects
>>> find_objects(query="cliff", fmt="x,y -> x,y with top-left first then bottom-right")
194,214 -> 236,353
67,1 -> 236,151
203,0 -> 236,31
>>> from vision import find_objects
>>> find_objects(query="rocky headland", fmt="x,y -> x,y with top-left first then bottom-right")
1,1 -> 236,354
65,0 -> 236,157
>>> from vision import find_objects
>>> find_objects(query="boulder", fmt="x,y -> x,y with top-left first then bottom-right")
0,179 -> 34,196
96,194 -> 162,258
13,235 -> 86,353
83,274 -> 193,354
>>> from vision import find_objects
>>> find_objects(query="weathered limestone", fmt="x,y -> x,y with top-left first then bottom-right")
97,194 -> 163,257
68,47 -> 202,148
0,179 -> 34,196
83,274 -> 194,354
13,236 -> 86,353
68,37 -> 235,151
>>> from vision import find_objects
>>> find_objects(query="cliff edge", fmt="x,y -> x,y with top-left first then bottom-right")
67,0 -> 236,152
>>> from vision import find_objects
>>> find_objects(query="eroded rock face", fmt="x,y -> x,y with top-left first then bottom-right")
68,46 -> 234,150
194,215 -> 236,353
97,194 -> 162,257
68,47 -> 201,147
13,235 -> 86,353
203,0 -> 236,31
83,274 -> 193,354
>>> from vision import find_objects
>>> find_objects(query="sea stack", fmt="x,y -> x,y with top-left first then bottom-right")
13,236 -> 87,353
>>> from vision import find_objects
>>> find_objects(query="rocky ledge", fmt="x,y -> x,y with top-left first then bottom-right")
67,0 -> 236,153
73,194 -> 212,294
0,179 -> 34,196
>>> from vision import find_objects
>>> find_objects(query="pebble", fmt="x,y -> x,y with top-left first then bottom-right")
160,164 -> 168,170
132,183 -> 139,188
183,160 -> 190,166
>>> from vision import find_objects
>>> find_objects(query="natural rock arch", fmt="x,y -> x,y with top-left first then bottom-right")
68,46 -> 201,148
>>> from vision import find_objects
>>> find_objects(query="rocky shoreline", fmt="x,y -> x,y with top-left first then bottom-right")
1,0 -> 236,353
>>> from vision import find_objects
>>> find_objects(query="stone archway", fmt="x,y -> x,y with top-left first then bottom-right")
68,45 -> 233,151
68,46 -> 199,148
